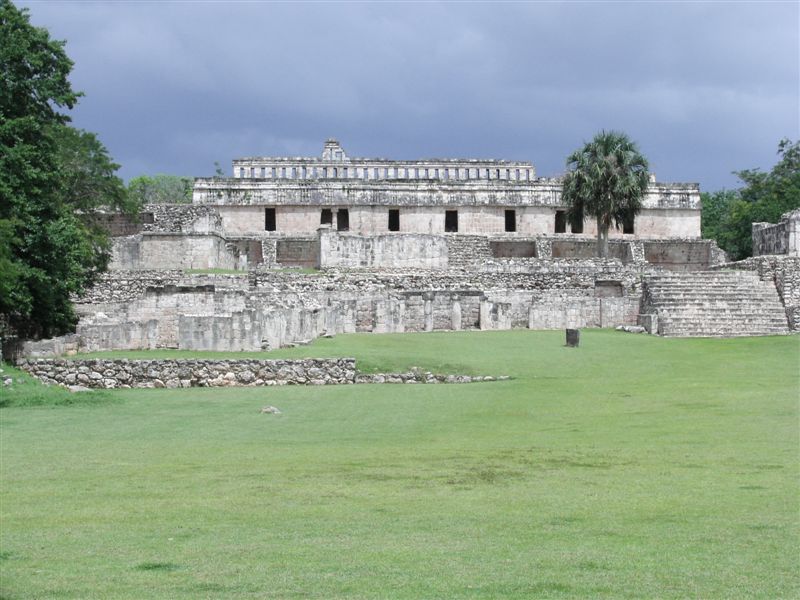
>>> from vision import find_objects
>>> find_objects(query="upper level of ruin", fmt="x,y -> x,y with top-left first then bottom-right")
196,139 -> 701,214
230,139 -> 537,182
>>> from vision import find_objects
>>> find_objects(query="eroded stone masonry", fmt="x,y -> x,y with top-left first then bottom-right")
6,141 -> 797,361
17,357 -> 500,389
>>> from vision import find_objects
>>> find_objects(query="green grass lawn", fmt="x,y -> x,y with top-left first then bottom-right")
1,330 -> 798,599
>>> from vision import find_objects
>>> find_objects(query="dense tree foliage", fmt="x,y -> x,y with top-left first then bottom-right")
701,139 -> 800,260
0,1 -> 129,339
127,174 -> 193,205
562,131 -> 649,257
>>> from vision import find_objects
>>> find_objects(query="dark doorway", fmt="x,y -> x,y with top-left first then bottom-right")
320,208 -> 333,226
264,207 -> 276,231
388,209 -> 400,232
337,209 -> 349,231
555,210 -> 567,233
623,213 -> 635,234
445,210 -> 459,232
504,209 -> 516,232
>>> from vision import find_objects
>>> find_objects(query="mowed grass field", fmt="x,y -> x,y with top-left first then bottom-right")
0,329 -> 798,599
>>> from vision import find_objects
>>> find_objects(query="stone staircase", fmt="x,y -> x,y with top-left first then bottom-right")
641,270 -> 790,337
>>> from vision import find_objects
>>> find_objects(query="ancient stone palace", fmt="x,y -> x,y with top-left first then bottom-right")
6,140 -> 797,362
194,138 -> 700,239
109,139 -> 714,273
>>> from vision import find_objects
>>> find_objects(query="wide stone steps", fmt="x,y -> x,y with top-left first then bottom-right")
650,302 -> 786,311
642,270 -> 789,337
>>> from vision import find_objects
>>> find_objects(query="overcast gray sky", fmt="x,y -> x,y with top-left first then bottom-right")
20,0 -> 800,191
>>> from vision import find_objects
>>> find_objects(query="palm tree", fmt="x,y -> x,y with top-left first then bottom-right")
562,131 -> 650,258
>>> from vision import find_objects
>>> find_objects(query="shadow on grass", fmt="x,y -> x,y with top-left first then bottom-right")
134,562 -> 181,572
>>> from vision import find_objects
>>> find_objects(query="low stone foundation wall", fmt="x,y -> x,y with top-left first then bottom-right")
17,358 -> 500,389
18,358 -> 357,389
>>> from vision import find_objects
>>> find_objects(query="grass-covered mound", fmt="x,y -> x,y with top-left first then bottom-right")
1,330 -> 798,598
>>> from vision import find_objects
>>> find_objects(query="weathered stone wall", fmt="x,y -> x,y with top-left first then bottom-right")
17,357 -> 503,388
110,233 -> 239,270
551,239 -> 632,261
21,261 -> 649,356
447,235 -> 492,268
752,209 -> 800,257
206,202 -> 700,239
192,173 -> 701,239
275,237 -> 319,268
319,231 -> 449,269
15,334 -> 81,360
142,204 -> 224,235
75,271 -> 248,304
17,358 -> 357,388
643,240 -> 716,271
193,177 -> 699,210
714,256 -> 800,330
527,294 -> 640,329
82,261 -> 649,305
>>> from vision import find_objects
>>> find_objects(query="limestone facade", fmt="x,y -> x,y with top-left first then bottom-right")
192,139 -> 701,239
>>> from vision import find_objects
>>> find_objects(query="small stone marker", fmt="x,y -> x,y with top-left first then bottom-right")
565,328 -> 580,347
260,405 -> 281,414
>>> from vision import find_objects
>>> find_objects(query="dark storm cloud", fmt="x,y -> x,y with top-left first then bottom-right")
19,1 -> 800,190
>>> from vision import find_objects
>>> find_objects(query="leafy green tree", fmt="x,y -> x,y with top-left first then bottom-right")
700,189 -> 738,255
0,1 -> 129,339
127,174 -> 193,205
562,131 -> 650,257
701,139 -> 799,260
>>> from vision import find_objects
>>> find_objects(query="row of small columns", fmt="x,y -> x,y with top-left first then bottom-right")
235,164 -> 534,182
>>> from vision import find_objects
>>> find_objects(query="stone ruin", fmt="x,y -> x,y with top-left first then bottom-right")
4,141 -> 797,361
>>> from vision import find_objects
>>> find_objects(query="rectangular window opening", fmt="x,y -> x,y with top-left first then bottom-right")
555,210 -> 567,233
264,207 -> 276,231
336,209 -> 349,231
445,210 -> 459,233
504,209 -> 516,232
320,208 -> 333,226
388,209 -> 400,232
